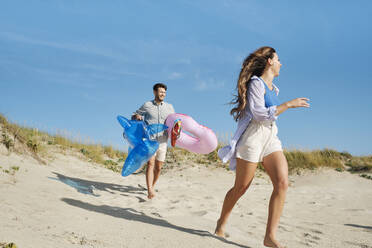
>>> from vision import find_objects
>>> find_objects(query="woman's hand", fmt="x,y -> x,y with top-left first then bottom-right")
286,98 -> 310,109
275,98 -> 310,116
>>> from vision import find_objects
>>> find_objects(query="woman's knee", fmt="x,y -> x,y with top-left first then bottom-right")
274,178 -> 288,192
233,184 -> 250,196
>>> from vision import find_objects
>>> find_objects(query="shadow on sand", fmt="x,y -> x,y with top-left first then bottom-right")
49,172 -> 147,197
344,224 -> 372,231
61,197 -> 251,248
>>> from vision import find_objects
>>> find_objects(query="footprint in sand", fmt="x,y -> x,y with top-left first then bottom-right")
137,184 -> 147,191
344,241 -> 372,248
299,241 -> 312,247
313,222 -> 324,226
303,232 -> 321,244
192,210 -> 208,216
307,239 -> 318,245
151,212 -> 162,218
136,196 -> 146,203
278,225 -> 291,232
62,231 -> 102,246
310,229 -> 323,234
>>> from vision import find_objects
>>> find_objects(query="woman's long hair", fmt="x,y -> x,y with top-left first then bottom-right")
230,46 -> 276,121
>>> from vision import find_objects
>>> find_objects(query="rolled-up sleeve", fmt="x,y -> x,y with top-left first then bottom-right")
247,79 -> 278,121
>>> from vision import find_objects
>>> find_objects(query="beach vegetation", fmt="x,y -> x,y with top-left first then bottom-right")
1,113 -> 371,176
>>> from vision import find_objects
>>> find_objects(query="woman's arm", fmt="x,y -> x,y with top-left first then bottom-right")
275,98 -> 310,116
248,79 -> 310,119
247,79 -> 278,121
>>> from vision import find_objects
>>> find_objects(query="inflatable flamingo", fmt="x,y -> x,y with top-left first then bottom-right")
166,113 -> 217,154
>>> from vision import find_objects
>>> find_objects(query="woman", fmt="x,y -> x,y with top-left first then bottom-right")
215,46 -> 310,248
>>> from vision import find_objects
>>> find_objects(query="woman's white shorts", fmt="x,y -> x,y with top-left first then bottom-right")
236,120 -> 283,163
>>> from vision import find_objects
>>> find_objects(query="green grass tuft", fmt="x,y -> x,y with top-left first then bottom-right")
1,132 -> 14,150
0,242 -> 17,248
345,155 -> 372,173
360,174 -> 372,180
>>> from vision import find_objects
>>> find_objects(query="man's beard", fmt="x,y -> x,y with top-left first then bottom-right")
155,96 -> 164,102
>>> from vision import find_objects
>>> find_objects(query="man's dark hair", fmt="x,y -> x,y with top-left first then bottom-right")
153,83 -> 167,91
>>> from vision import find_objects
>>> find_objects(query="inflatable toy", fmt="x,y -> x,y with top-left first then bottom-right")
171,118 -> 182,147
117,115 -> 168,176
165,113 -> 217,154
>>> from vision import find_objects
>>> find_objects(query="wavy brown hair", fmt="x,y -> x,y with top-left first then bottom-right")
230,46 -> 276,121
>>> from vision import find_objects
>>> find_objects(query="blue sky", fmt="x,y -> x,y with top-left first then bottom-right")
1,1 -> 371,155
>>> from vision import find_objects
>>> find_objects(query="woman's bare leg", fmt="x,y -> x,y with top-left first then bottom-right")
262,151 -> 288,248
215,158 -> 258,237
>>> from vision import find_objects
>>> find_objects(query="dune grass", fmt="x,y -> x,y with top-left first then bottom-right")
345,155 -> 372,173
1,113 -> 371,175
168,145 -> 372,175
1,165 -> 20,176
0,113 -> 126,172
0,242 -> 17,248
284,149 -> 345,173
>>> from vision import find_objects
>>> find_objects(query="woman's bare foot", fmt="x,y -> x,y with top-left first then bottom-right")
264,235 -> 285,248
214,219 -> 226,238
147,189 -> 155,199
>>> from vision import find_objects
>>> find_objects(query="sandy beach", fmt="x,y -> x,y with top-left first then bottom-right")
0,145 -> 371,248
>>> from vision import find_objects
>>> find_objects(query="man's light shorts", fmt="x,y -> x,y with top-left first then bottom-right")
154,142 -> 167,162
236,120 -> 283,163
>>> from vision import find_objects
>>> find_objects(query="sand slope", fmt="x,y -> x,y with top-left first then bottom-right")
0,147 -> 371,248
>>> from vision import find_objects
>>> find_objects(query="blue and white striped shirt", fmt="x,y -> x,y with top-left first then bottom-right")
134,100 -> 175,143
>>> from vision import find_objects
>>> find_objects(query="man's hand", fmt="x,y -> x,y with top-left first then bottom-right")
132,114 -> 143,121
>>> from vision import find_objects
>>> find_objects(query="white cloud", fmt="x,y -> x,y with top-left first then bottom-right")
79,64 -> 147,78
168,72 -> 182,80
0,32 -> 127,61
193,71 -> 225,91
194,78 -> 225,91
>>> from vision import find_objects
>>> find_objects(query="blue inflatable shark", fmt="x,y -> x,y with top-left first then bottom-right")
117,116 -> 168,177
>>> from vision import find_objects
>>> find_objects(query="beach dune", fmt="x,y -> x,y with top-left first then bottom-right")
0,146 -> 371,248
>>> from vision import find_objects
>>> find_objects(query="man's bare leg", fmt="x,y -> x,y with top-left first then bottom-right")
146,156 -> 156,199
152,160 -> 163,188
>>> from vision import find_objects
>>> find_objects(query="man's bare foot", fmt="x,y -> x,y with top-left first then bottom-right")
264,235 -> 285,248
147,189 -> 155,199
214,219 -> 226,238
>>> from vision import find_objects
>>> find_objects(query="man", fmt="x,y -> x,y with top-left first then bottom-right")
132,83 -> 175,199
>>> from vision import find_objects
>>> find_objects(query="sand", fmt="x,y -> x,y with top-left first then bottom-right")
0,146 -> 371,248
